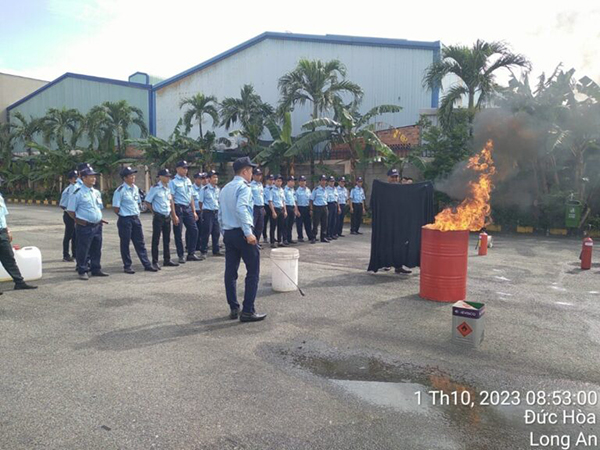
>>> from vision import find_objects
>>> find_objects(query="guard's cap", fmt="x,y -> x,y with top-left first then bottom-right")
267,174 -> 274,180
299,175 -> 306,181
120,166 -> 138,177
81,166 -> 100,176
233,156 -> 257,172
193,172 -> 203,179
275,174 -> 284,180
67,170 -> 78,179
356,176 -> 364,182
253,168 -> 263,175
320,174 -> 327,180
199,172 -> 207,179
287,176 -> 296,181
175,160 -> 189,168
207,169 -> 218,177
328,176 -> 335,182
77,162 -> 91,172
157,168 -> 172,177
387,168 -> 399,177
338,176 -> 346,182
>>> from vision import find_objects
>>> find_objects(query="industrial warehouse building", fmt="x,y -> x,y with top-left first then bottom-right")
0,72 -> 48,123
153,32 -> 441,142
7,72 -> 153,153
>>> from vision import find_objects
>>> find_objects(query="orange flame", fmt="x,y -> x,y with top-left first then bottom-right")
425,140 -> 495,232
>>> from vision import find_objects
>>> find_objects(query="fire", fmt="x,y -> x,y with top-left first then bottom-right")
425,140 -> 496,232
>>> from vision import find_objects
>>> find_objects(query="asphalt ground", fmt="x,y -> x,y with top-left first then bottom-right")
1,204 -> 600,449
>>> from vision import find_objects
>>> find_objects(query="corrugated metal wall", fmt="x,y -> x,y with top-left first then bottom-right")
156,38 -> 437,141
9,77 -> 150,151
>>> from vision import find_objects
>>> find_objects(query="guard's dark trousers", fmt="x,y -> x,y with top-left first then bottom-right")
195,213 -> 203,252
151,213 -> 172,264
351,203 -> 363,232
0,228 -> 25,285
253,206 -> 265,241
270,207 -> 285,244
296,206 -> 313,240
75,223 -> 103,275
337,204 -> 347,236
263,205 -> 271,241
312,205 -> 328,241
173,204 -> 198,257
285,206 -> 296,243
117,215 -> 152,269
224,228 -> 260,314
200,210 -> 220,254
62,211 -> 76,259
327,202 -> 338,238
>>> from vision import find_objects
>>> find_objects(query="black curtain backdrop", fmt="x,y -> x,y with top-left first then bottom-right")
367,180 -> 435,272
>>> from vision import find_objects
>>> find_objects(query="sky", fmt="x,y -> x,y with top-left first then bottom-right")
1,0 -> 599,88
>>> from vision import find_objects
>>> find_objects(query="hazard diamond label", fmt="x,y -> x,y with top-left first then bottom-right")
457,322 -> 473,337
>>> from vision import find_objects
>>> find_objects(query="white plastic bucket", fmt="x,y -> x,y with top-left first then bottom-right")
0,246 -> 43,282
271,248 -> 299,292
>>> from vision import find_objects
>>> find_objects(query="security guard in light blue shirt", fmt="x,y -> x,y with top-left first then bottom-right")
310,175 -> 329,243
336,177 -> 349,237
145,168 -> 180,268
325,176 -> 340,240
192,172 -> 206,253
262,174 -> 274,243
199,170 -> 222,257
0,180 -> 38,292
250,168 -> 265,247
295,175 -> 313,242
268,175 -> 286,247
283,176 -> 300,245
60,170 -> 79,261
219,156 -> 266,323
67,166 -> 109,280
113,166 -> 155,274
350,177 -> 366,234
168,160 -> 200,263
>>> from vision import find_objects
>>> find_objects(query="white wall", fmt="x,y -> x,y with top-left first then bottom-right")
156,38 -> 436,141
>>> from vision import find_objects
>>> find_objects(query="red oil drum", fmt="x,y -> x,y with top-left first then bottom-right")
420,227 -> 469,302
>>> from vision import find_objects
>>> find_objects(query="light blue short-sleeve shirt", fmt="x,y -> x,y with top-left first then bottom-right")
0,193 -> 9,229
202,184 -> 220,211
145,182 -> 172,216
169,174 -> 193,206
112,183 -> 141,216
67,185 -> 103,223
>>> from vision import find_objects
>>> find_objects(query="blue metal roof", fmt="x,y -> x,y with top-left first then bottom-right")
153,31 -> 441,91
7,72 -> 151,111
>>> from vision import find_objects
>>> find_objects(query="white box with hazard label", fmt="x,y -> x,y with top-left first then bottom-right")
452,301 -> 485,347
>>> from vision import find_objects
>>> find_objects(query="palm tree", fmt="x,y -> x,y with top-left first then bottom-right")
179,93 -> 219,139
423,40 -> 530,129
257,111 -> 293,175
220,84 -> 274,156
11,111 -> 43,156
42,107 -> 84,148
285,102 -> 408,180
88,100 -> 148,156
278,59 -> 363,180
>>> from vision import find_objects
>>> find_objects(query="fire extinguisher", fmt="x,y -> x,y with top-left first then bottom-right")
581,237 -> 593,270
478,232 -> 488,256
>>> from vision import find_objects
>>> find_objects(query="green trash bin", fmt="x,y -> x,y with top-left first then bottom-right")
565,200 -> 582,228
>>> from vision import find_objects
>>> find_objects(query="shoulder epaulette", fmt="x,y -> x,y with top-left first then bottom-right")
73,187 -> 81,194
116,185 -> 124,192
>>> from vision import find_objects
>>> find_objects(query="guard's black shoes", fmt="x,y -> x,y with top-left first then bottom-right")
320,239 -> 329,243
310,239 -> 316,244
187,254 -> 202,261
151,263 -> 161,271
62,256 -> 74,262
350,231 -> 357,235
356,231 -> 363,235
124,267 -> 135,274
14,283 -> 37,290
240,312 -> 267,322
212,252 -> 225,257
338,234 -> 345,237
297,238 -> 305,242
395,267 -> 412,274
178,256 -> 186,264
270,243 -> 278,248
163,260 -> 179,267
229,309 -> 240,320
78,273 -> 89,281
145,266 -> 158,272
280,242 -> 290,247
288,240 -> 297,245
91,271 -> 109,277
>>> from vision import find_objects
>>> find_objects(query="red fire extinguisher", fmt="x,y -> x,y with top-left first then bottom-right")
478,232 -> 488,256
581,237 -> 593,270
